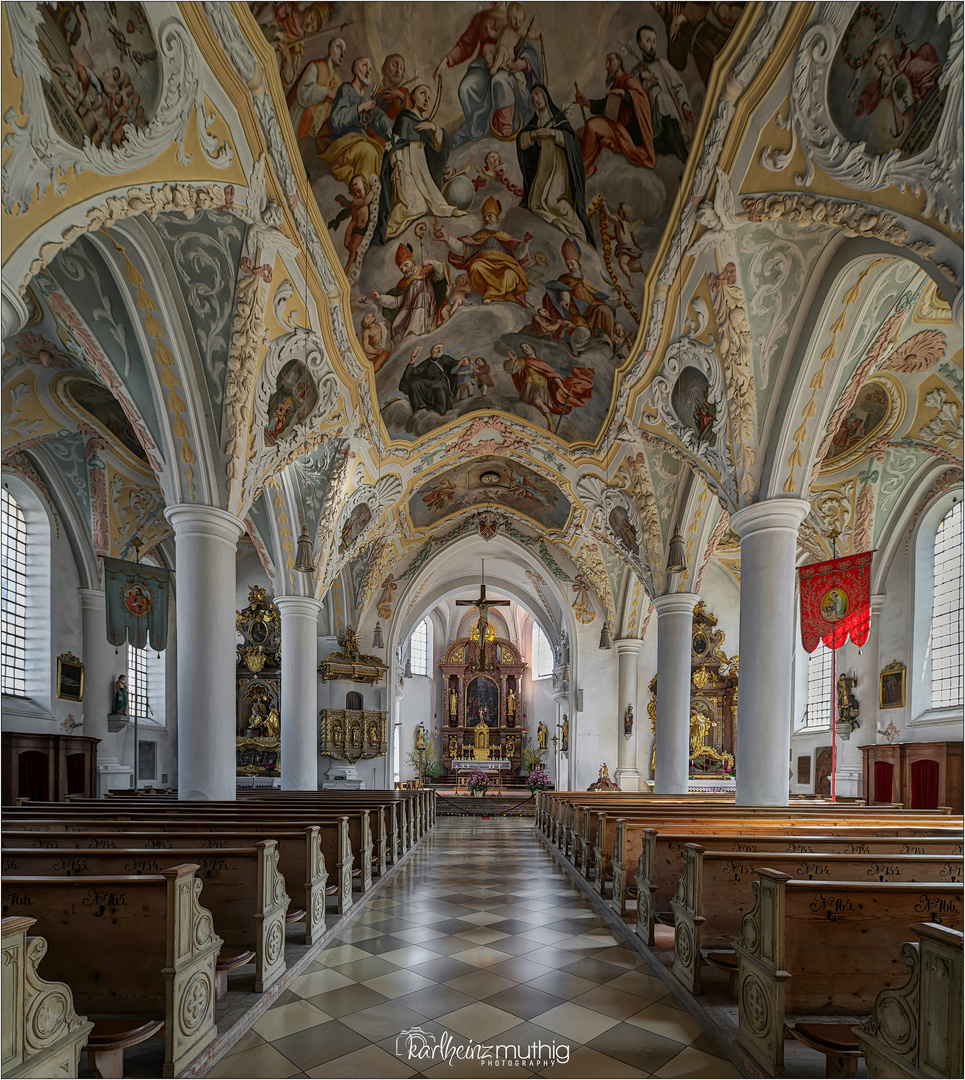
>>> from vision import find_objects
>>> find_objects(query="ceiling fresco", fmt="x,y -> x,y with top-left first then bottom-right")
408,453 -> 570,532
252,1 -> 746,445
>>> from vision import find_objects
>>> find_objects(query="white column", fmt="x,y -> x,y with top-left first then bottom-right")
164,505 -> 244,801
275,595 -> 321,791
79,588 -> 130,796
730,498 -> 811,806
652,593 -> 700,794
615,638 -> 643,791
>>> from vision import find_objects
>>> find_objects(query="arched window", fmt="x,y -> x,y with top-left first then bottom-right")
1,478 -> 52,709
931,501 -> 963,709
127,645 -> 165,723
532,624 -> 554,679
803,646 -> 832,728
409,619 -> 429,677
2,488 -> 28,696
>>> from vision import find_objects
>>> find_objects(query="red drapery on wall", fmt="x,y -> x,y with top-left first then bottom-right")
873,760 -> 894,803
910,759 -> 940,809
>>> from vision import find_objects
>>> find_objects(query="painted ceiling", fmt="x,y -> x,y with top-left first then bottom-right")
1,1 -> 963,640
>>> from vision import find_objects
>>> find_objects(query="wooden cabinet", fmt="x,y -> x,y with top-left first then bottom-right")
1,731 -> 100,804
860,741 -> 963,813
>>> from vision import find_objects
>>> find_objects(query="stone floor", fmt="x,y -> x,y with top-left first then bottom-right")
203,817 -> 744,1079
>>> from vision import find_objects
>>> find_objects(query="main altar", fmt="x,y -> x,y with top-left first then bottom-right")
439,622 -> 527,776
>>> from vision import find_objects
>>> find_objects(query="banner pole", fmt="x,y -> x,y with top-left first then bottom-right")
830,641 -> 837,803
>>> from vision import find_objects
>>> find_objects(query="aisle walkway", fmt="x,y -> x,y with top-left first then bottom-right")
206,818 -> 743,1079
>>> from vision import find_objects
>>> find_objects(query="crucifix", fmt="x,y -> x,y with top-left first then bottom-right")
455,560 -> 509,665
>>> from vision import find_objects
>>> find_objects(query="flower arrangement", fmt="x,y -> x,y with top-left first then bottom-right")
467,769 -> 492,794
527,765 -> 550,792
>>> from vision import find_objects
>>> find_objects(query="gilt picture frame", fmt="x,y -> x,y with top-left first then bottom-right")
879,661 -> 906,709
57,652 -> 84,701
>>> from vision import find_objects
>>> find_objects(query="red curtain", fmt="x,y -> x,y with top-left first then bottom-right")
910,759 -> 940,809
18,751 -> 49,801
873,761 -> 893,803
66,753 -> 87,795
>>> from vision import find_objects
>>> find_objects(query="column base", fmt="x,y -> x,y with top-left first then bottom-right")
97,759 -> 133,797
614,768 -> 641,792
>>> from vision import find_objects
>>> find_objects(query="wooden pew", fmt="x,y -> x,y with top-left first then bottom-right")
2,915 -> 93,1079
3,842 -> 291,995
1,865 -> 222,1077
625,825 -> 964,937
4,823 -> 343,923
733,871 -> 963,1076
669,844 -> 963,993
854,922 -> 963,1079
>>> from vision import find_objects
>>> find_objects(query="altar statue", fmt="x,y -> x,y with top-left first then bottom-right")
251,700 -> 280,738
507,685 -> 516,716
450,687 -> 458,717
689,708 -> 711,756
537,720 -> 548,749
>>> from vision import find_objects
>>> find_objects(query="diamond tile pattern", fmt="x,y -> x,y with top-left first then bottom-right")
207,818 -> 742,1077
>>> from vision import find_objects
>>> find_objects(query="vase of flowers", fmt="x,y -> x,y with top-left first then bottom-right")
527,765 -> 550,794
467,770 -> 491,797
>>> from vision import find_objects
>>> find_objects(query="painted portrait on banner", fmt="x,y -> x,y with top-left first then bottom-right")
36,2 -> 160,150
250,1 -> 746,444
828,3 -> 951,159
409,454 -> 569,530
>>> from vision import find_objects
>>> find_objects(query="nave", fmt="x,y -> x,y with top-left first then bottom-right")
206,818 -> 742,1080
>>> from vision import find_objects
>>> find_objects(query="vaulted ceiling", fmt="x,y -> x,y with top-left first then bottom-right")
2,1 -> 962,641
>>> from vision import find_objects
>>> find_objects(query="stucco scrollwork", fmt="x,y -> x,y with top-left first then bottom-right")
759,3 -> 964,231
2,6 -> 232,215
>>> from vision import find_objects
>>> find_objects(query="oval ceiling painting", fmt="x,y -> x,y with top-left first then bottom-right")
252,0 -> 746,444
824,379 -> 902,471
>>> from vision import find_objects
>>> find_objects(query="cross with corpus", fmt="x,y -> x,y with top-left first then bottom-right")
455,561 -> 509,645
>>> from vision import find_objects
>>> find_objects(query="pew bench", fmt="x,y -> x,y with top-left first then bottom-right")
3,841 -> 291,995
2,915 -> 94,1078
0,865 -> 221,1077
734,870 -> 963,1075
668,844 -> 963,994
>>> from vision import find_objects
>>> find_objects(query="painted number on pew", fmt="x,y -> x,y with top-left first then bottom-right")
797,862 -> 830,878
88,839 -> 116,849
809,894 -> 854,917
866,863 -> 900,878
845,843 -> 872,854
722,861 -> 755,880
81,889 -> 127,915
202,840 -> 228,849
200,860 -> 229,875
940,864 -> 961,881
2,859 -> 20,872
915,895 -> 959,921
52,857 -> 88,874
2,892 -> 34,911
124,858 -> 163,873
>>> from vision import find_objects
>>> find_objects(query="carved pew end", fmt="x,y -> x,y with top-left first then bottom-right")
215,947 -> 255,998
86,1017 -> 164,1079
786,1022 -> 862,1079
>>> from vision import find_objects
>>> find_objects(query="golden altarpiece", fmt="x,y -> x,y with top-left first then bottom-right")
236,586 -> 281,776
649,602 -> 739,777
439,622 -> 527,774
318,628 -> 388,763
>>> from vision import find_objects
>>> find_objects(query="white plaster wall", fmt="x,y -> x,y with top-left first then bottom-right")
571,620 -> 619,791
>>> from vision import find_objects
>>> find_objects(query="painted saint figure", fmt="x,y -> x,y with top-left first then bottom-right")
632,24 -> 695,162
370,244 -> 450,343
435,196 -> 532,306
399,343 -> 457,415
289,36 -> 346,141
575,52 -> 655,177
504,342 -> 594,430
321,56 -> 393,183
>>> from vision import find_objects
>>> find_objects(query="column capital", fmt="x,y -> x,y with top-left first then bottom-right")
615,637 -> 645,656
78,587 -> 106,611
651,592 -> 700,618
730,497 -> 810,541
164,504 -> 245,544
870,592 -> 886,615
273,595 -> 323,619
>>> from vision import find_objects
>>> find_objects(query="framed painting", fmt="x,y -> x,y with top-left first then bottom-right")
879,661 -> 906,709
57,652 -> 84,701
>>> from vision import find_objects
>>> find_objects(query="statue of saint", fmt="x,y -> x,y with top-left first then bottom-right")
507,685 -> 516,716
415,722 -> 427,749
537,721 -> 548,749
264,706 -> 281,738
450,687 -> 458,717
561,715 -> 569,752
624,704 -> 634,737
112,674 -> 128,715
689,709 -> 711,757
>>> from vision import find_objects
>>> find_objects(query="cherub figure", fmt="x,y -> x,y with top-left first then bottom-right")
605,201 -> 647,285
439,274 -> 471,322
329,174 -> 376,273
474,150 -> 524,196
359,311 -> 390,372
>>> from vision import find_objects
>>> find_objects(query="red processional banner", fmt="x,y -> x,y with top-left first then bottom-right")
799,552 -> 873,653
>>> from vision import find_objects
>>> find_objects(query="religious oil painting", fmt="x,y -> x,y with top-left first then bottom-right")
36,2 -> 160,150
62,376 -> 148,462
264,359 -> 319,445
466,674 -> 500,727
251,1 -> 746,443
826,381 -> 892,464
827,3 -> 952,159
409,454 -> 569,530
57,652 -> 84,701
879,660 -> 906,709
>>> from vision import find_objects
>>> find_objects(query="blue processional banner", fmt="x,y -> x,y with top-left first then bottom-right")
103,557 -> 171,651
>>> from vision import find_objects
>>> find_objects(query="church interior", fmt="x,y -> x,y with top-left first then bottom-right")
1,2 -> 963,1078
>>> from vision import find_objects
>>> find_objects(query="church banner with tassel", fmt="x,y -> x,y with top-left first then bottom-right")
103,557 -> 171,650
799,552 -> 872,653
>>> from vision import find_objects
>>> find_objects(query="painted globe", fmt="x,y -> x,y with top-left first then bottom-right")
443,174 -> 476,211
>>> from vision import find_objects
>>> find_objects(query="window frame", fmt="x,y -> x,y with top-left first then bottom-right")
930,501 -> 963,710
409,618 -> 430,678
801,643 -> 833,731
532,623 -> 554,680
2,488 -> 28,697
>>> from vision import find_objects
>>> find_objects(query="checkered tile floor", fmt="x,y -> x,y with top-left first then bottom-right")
205,818 -> 743,1078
